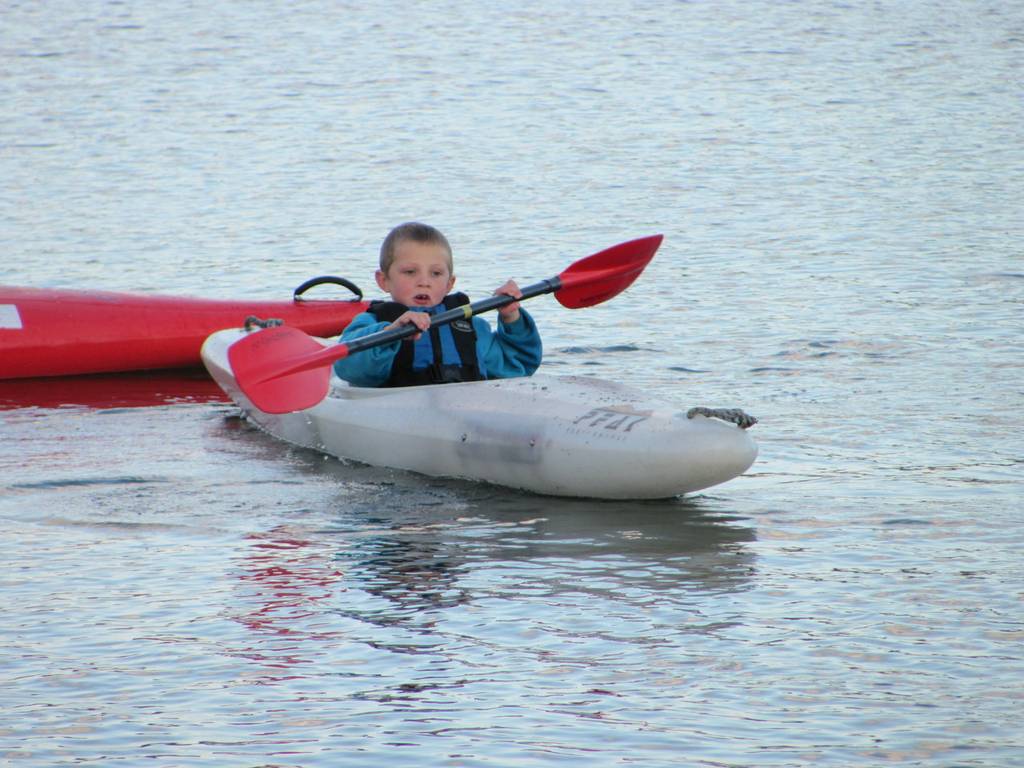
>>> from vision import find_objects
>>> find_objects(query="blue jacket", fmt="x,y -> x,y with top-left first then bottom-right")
333,302 -> 542,387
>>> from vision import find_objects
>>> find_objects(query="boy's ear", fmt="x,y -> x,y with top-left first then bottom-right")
374,269 -> 388,291
448,274 -> 456,291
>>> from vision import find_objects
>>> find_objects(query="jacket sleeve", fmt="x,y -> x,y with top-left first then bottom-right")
332,312 -> 399,387
474,308 -> 542,380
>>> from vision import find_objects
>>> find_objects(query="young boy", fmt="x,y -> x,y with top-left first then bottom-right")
333,222 -> 542,387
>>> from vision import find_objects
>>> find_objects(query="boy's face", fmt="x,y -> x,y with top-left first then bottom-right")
376,239 -> 455,307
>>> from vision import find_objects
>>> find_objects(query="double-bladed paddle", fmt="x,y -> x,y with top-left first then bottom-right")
229,234 -> 663,414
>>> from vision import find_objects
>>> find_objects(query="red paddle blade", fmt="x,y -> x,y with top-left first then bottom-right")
554,234 -> 662,308
228,326 -> 337,414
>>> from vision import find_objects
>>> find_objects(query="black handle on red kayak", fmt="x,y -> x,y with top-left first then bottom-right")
293,276 -> 363,301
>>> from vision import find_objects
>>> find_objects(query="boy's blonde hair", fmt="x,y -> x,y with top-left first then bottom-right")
379,222 -> 453,275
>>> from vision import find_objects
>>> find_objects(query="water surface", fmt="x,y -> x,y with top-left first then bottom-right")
2,1 -> 1022,765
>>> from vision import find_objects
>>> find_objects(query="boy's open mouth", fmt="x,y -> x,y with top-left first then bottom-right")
413,293 -> 432,304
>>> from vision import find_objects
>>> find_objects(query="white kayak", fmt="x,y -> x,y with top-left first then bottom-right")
201,328 -> 757,499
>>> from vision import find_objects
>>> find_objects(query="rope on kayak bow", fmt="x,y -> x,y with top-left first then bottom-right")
687,407 -> 758,430
244,315 -> 284,331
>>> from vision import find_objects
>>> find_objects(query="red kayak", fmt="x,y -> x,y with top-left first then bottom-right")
0,277 -> 369,379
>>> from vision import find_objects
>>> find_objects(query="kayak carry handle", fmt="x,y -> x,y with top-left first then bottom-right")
293,276 -> 363,301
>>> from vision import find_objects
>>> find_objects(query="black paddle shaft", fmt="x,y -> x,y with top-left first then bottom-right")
343,276 -> 562,357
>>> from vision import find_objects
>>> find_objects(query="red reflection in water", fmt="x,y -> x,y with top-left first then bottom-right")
231,529 -> 346,670
0,370 -> 229,410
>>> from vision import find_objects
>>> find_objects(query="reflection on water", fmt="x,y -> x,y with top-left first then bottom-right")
327,498 -> 758,628
230,529 -> 347,668
0,369 -> 227,410
221,435 -> 758,677
339,530 -> 472,624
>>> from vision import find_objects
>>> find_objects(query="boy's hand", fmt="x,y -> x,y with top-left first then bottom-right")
495,280 -> 523,324
386,310 -> 431,339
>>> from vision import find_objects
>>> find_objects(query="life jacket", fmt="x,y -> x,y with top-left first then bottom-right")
368,292 -> 483,387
